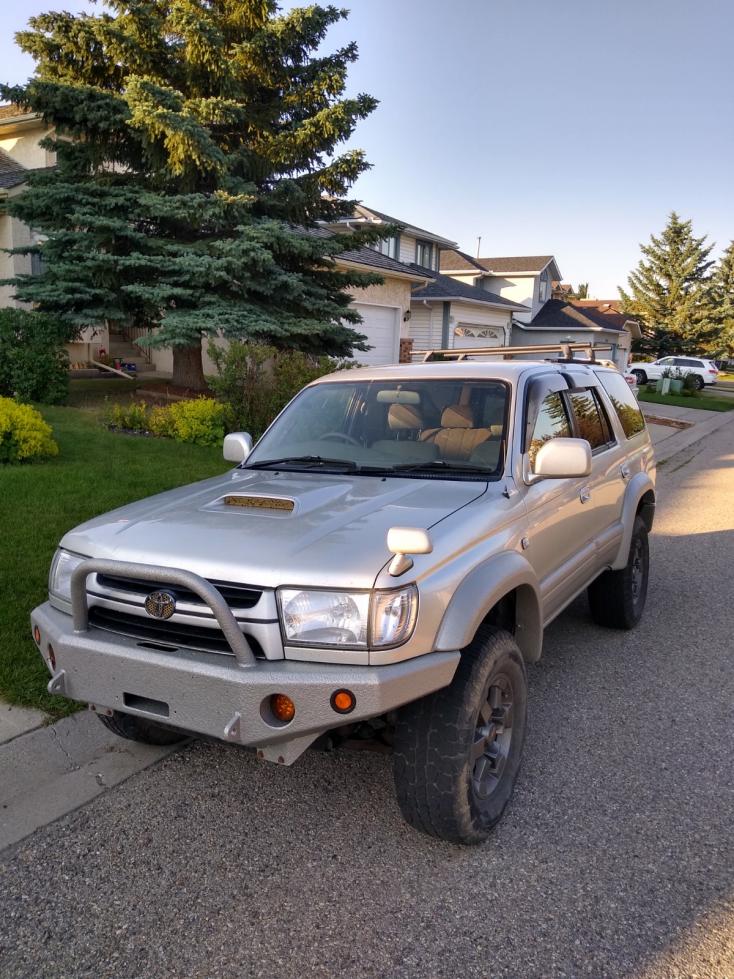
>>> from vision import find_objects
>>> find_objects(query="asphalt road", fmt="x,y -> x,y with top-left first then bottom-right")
2,424 -> 733,979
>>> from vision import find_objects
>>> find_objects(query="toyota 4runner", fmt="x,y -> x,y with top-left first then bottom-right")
31,349 -> 655,844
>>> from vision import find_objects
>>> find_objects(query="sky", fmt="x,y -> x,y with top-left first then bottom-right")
1,0 -> 732,297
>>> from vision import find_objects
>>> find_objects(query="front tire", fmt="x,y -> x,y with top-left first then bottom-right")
588,514 -> 649,629
393,626 -> 527,844
97,710 -> 187,746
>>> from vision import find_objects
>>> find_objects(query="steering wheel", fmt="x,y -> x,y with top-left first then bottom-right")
320,432 -> 361,446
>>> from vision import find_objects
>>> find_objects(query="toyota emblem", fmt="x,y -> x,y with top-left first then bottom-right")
144,590 -> 176,620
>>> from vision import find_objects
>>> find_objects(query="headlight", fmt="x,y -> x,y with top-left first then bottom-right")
278,585 -> 418,649
49,549 -> 87,601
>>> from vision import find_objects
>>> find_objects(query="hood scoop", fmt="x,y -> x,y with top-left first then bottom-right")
220,494 -> 295,512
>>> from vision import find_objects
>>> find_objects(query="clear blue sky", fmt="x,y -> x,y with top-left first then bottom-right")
2,0 -> 732,297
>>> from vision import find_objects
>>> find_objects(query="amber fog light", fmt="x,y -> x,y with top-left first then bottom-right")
33,626 -> 41,645
331,689 -> 356,715
47,644 -> 56,670
270,693 -> 295,723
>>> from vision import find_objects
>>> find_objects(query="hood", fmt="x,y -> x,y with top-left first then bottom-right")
61,468 -> 488,589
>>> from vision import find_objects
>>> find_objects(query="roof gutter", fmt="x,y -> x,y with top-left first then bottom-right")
335,257 -> 432,284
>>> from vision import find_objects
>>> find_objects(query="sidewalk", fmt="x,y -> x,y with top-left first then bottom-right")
640,400 -> 734,463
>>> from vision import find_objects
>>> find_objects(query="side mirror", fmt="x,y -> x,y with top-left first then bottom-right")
223,432 -> 253,463
532,437 -> 591,479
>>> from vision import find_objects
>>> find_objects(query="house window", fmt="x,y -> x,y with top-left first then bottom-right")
454,327 -> 499,339
415,240 -> 434,269
371,235 -> 399,259
31,251 -> 47,276
538,271 -> 549,303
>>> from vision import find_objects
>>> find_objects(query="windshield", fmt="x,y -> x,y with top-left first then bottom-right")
245,378 -> 509,479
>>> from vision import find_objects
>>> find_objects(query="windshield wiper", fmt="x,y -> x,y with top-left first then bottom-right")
244,455 -> 358,471
389,460 -> 492,475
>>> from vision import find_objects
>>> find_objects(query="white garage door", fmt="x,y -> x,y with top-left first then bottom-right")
353,303 -> 399,365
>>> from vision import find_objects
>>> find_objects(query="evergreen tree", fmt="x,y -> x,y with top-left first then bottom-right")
711,241 -> 734,358
1,1 -> 383,389
619,212 -> 718,357
575,282 -> 589,299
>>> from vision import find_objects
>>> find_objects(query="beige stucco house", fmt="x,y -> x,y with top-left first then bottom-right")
0,105 -> 110,365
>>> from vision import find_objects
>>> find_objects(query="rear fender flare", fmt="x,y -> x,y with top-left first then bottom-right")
434,551 -> 543,662
611,473 -> 656,570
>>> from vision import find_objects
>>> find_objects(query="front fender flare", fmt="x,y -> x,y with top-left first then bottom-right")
611,472 -> 656,570
434,551 -> 543,663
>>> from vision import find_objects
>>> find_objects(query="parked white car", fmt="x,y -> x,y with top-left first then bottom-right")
629,356 -> 719,389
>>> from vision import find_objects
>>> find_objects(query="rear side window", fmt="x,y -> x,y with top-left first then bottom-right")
568,390 -> 614,451
529,391 -> 571,471
596,371 -> 645,438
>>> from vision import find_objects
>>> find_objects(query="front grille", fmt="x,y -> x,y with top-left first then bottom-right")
88,607 -> 265,658
95,573 -> 261,610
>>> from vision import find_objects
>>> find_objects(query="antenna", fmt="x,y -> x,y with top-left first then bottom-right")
476,235 -> 482,258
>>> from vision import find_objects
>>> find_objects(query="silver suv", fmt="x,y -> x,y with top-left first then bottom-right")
31,353 -> 655,844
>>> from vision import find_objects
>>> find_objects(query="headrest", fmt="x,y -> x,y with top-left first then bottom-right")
441,404 -> 474,429
388,403 -> 424,430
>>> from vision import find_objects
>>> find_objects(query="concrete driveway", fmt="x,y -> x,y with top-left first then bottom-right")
1,425 -> 733,979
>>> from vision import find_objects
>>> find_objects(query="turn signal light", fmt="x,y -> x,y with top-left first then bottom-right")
331,689 -> 356,715
270,693 -> 295,723
47,644 -> 56,670
33,626 -> 41,645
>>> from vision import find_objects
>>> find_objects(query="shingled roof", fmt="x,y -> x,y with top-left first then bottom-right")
0,147 -> 27,190
410,268 -> 527,310
439,249 -> 484,272
440,251 -> 558,276
525,299 -> 629,333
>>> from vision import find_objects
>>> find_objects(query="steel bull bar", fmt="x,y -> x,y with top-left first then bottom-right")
69,558 -> 257,665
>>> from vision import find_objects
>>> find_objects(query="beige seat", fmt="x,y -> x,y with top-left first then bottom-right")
421,404 -> 499,462
371,403 -> 439,464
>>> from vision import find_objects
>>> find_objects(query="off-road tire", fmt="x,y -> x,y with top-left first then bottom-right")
588,514 -> 649,629
393,625 -> 527,845
97,710 -> 187,746
632,369 -> 647,385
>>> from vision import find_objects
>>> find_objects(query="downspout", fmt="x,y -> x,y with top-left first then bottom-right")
441,301 -> 451,348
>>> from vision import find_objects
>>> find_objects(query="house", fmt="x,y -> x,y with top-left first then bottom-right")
0,105 -> 109,365
440,251 -> 636,368
327,207 -> 528,358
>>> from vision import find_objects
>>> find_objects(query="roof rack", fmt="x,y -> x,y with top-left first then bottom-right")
418,342 -> 614,363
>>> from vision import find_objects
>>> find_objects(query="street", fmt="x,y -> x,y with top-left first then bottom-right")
1,424 -> 733,979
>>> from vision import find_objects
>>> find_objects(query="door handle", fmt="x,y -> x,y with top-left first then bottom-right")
579,487 -> 591,504
620,464 -> 631,480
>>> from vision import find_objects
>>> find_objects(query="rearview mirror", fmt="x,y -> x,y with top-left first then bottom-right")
532,438 -> 591,479
223,432 -> 253,463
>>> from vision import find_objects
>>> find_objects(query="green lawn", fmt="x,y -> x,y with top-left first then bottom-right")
1,404 -> 229,716
637,390 -> 734,412
66,376 -> 147,412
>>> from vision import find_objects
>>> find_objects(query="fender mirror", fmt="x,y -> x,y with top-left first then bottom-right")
223,432 -> 253,463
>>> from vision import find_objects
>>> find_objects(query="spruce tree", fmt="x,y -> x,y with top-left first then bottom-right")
1,1 -> 383,389
711,241 -> 734,359
619,212 -> 718,357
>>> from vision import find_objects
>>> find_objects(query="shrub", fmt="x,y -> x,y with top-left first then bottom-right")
105,397 -> 225,445
0,397 -> 59,463
682,372 -> 701,396
0,309 -> 70,404
162,398 -> 225,446
207,340 -> 352,437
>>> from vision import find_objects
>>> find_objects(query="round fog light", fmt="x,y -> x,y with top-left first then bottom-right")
270,693 -> 295,723
331,689 -> 356,715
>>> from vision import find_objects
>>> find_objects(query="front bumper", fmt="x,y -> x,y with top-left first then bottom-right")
31,602 -> 459,764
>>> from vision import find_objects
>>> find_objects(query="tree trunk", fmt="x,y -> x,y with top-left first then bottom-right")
172,343 -> 207,391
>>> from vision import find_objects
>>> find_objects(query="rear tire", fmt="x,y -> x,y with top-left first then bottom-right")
694,374 -> 705,390
588,514 -> 649,629
97,710 -> 187,746
393,625 -> 527,844
632,370 -> 647,385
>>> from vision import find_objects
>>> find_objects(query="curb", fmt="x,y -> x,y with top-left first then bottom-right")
650,408 -> 734,465
0,710 -> 176,853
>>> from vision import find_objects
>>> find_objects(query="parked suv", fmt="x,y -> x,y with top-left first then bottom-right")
31,356 -> 655,844
629,355 -> 719,389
